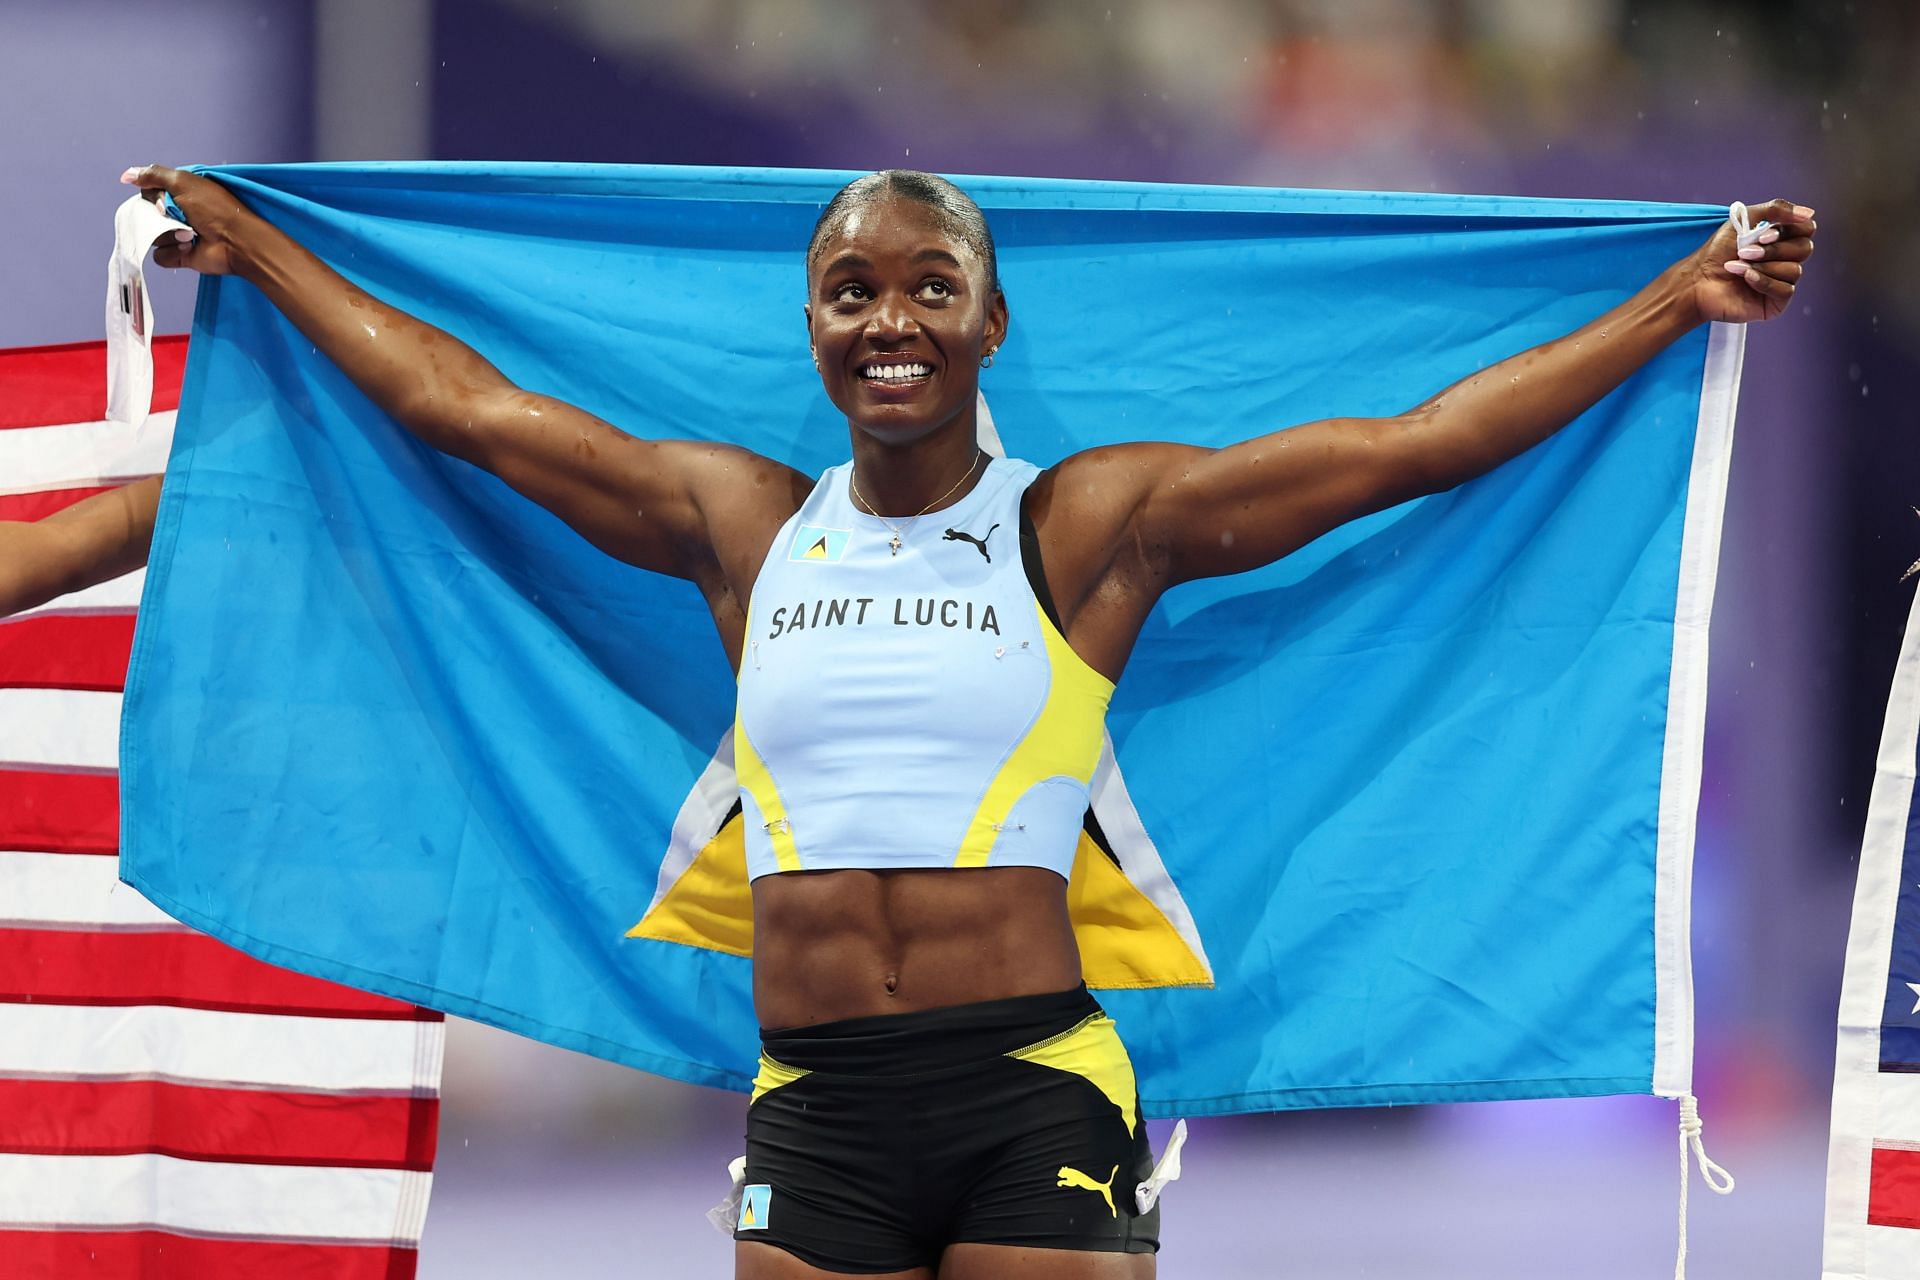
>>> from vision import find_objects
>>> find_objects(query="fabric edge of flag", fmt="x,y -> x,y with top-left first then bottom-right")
1821,582 -> 1920,1279
196,161 -> 1732,223
1140,1073 -> 1653,1121
1650,320 -> 1746,1100
117,283 -> 211,872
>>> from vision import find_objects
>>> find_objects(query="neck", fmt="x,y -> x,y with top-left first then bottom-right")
849,419 -> 984,516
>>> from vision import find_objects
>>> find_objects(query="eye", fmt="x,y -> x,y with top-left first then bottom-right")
916,278 -> 955,301
832,281 -> 870,303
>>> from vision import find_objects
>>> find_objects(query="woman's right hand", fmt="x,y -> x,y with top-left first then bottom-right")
120,164 -> 253,276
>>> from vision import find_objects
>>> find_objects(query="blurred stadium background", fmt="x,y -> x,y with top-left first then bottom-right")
7,1 -> 1915,1274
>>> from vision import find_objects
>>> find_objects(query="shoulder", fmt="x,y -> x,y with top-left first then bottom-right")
1027,441 -> 1205,525
680,442 -> 814,523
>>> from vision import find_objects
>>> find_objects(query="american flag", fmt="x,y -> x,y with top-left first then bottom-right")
0,338 -> 443,1278
1826,580 -> 1920,1280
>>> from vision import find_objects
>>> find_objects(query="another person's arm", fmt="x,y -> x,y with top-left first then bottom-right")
0,476 -> 161,617
122,165 -> 806,587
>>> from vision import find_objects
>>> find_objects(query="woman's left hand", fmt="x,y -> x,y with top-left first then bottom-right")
1686,197 -> 1818,325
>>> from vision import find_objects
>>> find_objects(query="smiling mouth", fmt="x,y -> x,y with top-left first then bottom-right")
860,361 -> 933,386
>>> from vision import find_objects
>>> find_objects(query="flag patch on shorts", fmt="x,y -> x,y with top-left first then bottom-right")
738,1184 -> 772,1230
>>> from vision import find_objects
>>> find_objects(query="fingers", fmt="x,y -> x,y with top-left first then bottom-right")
1723,196 -> 1815,299
151,234 -> 198,270
150,229 -> 195,263
1750,196 -> 1815,228
1742,233 -> 1815,263
118,164 -> 183,192
1723,257 -> 1797,301
1745,196 -> 1817,244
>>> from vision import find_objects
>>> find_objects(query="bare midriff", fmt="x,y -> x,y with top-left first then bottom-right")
750,865 -> 1083,1030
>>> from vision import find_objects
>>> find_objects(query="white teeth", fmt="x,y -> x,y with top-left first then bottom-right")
863,362 -> 931,382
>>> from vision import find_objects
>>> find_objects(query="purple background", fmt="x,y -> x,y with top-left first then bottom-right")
7,1 -> 1915,1273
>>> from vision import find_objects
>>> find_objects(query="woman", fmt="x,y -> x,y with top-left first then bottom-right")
125,163 -> 1814,1279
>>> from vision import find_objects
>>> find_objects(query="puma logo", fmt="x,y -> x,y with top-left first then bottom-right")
942,522 -> 999,562
1055,1164 -> 1119,1217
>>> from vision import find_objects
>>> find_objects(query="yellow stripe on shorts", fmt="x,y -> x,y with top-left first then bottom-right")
750,1052 -> 811,1105
1005,1012 -> 1139,1137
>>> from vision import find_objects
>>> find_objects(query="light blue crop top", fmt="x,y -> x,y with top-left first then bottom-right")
733,457 -> 1114,882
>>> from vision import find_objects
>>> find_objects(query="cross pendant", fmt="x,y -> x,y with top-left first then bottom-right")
888,534 -> 903,556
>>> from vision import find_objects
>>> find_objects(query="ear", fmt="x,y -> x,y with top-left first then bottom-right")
801,302 -> 816,363
983,290 -> 1010,358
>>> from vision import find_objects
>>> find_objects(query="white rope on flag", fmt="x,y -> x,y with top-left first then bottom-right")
1674,1093 -> 1736,1279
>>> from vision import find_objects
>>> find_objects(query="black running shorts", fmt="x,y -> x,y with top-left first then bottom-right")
733,985 -> 1161,1273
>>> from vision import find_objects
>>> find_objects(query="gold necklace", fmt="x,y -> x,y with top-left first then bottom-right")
850,450 -> 985,556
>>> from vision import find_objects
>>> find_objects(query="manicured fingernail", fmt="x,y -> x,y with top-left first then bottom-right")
1738,244 -> 1765,260
1724,260 -> 1748,275
1792,205 -> 1815,219
173,230 -> 193,242
119,167 -> 140,184
1757,228 -> 1780,244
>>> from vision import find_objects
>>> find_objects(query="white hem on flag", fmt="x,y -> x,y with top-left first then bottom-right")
1651,320 -> 1746,1099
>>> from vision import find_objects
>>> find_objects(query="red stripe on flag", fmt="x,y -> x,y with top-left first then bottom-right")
1870,1144 -> 1920,1230
0,336 -> 188,428
0,769 -> 119,854
0,485 -> 122,523
0,1231 -> 417,1280
0,929 -> 436,1021
0,1078 -> 438,1171
0,615 -> 137,692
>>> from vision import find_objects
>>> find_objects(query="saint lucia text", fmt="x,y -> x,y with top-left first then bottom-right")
763,596 -> 1003,639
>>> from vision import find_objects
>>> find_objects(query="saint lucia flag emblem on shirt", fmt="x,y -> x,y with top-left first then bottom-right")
739,1184 -> 772,1230
790,525 -> 850,563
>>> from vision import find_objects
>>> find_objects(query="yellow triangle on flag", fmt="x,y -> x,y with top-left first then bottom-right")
804,536 -> 829,559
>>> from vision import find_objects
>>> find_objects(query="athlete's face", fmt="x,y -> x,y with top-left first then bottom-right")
805,196 -> 1008,447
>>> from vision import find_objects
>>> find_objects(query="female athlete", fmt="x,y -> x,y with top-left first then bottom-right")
117,163 -> 1814,1280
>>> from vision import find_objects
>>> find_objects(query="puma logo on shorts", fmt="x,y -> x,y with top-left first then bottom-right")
1056,1163 -> 1120,1217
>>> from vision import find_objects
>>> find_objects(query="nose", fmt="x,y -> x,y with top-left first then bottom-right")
864,293 -> 919,343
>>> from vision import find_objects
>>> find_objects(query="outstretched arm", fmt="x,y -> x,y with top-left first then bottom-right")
122,166 -> 807,587
0,476 -> 161,617
1064,199 -> 1815,589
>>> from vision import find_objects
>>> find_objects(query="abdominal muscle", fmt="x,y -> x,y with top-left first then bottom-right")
750,865 -> 1084,1030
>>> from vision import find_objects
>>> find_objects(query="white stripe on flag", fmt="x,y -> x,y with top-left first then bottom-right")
0,412 -> 174,495
1651,319 -> 1746,1099
1851,1072 -> 1920,1142
0,852 -> 185,931
8,568 -> 145,619
0,1003 -> 445,1093
0,688 -> 121,773
1855,1225 -> 1920,1280
0,1153 -> 432,1246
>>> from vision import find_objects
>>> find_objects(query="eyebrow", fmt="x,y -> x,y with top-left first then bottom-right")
819,248 -> 965,275
820,253 -> 873,275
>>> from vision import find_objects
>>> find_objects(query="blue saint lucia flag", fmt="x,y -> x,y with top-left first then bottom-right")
120,164 -> 1742,1116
